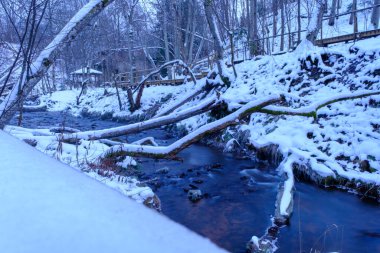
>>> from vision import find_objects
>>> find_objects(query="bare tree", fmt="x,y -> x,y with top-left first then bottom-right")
272,0 -> 278,52
305,0 -> 326,45
0,0 -> 116,128
203,0 -> 225,77
280,0 -> 285,51
372,0 -> 380,28
249,0 -> 261,56
297,0 -> 301,43
328,0 -> 338,26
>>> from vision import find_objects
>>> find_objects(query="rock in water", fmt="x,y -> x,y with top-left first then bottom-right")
187,189 -> 202,202
156,167 -> 169,174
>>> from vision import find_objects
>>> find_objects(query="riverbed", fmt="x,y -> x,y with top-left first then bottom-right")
11,111 -> 380,253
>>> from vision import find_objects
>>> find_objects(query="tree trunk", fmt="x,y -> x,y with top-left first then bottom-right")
272,0 -> 278,52
280,0 -> 285,51
131,59 -> 197,111
0,0 -> 116,128
328,0 -> 338,26
297,0 -> 301,44
371,0 -> 380,29
305,0 -> 326,45
349,0 -> 356,24
63,95 -> 220,142
103,96 -> 281,159
249,0 -> 260,56
247,0 -> 251,50
127,87 -> 135,112
163,2 -> 171,77
204,0 -> 225,77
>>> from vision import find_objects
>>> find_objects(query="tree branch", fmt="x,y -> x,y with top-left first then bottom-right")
0,0 -> 116,128
62,95 -> 220,142
259,90 -> 380,118
103,95 -> 281,159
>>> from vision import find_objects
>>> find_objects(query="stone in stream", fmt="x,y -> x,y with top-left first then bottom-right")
156,167 -> 169,174
211,163 -> 222,169
187,189 -> 203,202
192,179 -> 204,184
189,183 -> 198,189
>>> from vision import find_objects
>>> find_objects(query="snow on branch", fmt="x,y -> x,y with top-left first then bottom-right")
62,95 -> 221,142
133,59 -> 197,94
0,0 -> 115,127
259,90 -> 380,119
103,95 -> 282,159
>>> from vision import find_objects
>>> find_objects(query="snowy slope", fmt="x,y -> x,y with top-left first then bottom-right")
0,130 -> 227,253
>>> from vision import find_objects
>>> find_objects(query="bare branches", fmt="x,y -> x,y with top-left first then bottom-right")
129,59 -> 198,111
0,0 -> 116,128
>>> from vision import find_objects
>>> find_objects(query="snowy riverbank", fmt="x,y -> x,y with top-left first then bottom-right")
34,37 -> 380,201
0,130 -> 226,253
13,36 -> 380,253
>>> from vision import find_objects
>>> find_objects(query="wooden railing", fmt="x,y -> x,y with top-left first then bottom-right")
117,71 -> 208,88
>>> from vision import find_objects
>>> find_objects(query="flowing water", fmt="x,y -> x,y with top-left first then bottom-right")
12,111 -> 380,253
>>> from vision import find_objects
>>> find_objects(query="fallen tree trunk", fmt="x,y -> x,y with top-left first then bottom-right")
62,95 -> 221,142
102,90 -> 380,159
103,95 -> 281,159
155,85 -> 207,117
259,90 -> 380,118
22,104 -> 47,112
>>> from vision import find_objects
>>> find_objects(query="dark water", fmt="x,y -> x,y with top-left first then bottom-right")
13,112 -> 380,253
277,183 -> 380,253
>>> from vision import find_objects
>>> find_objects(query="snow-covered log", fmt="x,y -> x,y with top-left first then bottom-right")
62,95 -> 221,142
259,90 -> 380,119
132,137 -> 158,146
22,104 -> 47,112
103,95 -> 281,159
155,83 -> 209,117
0,0 -> 115,128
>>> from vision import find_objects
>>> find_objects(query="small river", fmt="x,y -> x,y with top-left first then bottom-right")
12,111 -> 380,253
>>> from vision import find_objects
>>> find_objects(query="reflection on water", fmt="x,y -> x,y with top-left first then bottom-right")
277,182 -> 380,253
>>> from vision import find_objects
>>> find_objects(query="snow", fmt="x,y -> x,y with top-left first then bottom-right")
71,67 -> 103,75
105,95 -> 280,157
0,130 -> 227,253
60,93 -> 218,141
5,125 -> 153,204
0,0 -> 111,118
39,79 -> 202,120
169,36 -> 380,220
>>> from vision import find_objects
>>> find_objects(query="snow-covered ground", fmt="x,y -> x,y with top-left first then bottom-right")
32,37 -> 380,199
0,130 -> 226,253
4,125 -> 156,206
228,38 -> 380,186
39,80 -> 203,120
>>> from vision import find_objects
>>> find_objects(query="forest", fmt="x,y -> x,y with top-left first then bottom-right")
0,1 -> 380,252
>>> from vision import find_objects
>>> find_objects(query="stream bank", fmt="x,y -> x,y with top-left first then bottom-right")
10,111 -> 380,252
